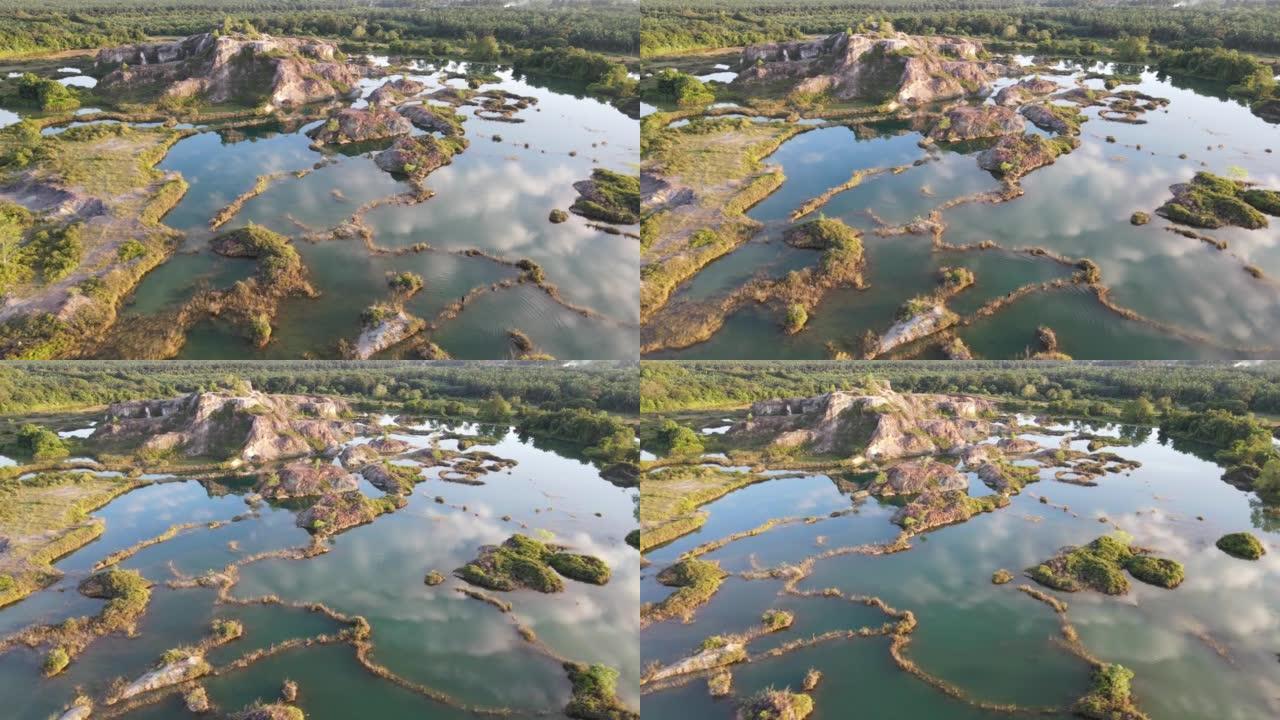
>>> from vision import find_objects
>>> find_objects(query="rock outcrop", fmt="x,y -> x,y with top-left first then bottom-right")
56,702 -> 93,720
113,655 -> 211,703
95,386 -> 357,462
374,135 -> 465,180
997,437 -> 1041,454
730,383 -> 993,460
893,490 -> 1006,533
95,32 -> 364,109
1019,104 -> 1067,134
295,491 -> 403,535
307,107 -> 411,146
928,104 -> 1023,142
258,461 -> 358,500
646,642 -> 746,683
398,104 -> 464,136
993,77 -> 1059,106
338,437 -> 410,467
367,78 -> 425,106
978,133 -> 1078,179
352,309 -> 424,359
879,460 -> 967,495
738,31 -> 1007,106
876,304 -> 958,356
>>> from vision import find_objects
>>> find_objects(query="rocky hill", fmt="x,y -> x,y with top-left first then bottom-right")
94,32 -> 366,109
729,382 -> 994,460
93,385 -> 360,462
736,31 -> 1008,106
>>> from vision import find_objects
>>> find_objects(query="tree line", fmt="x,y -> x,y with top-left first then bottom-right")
0,361 -> 638,416
640,1 -> 1280,57
0,0 -> 638,58
639,361 -> 1280,416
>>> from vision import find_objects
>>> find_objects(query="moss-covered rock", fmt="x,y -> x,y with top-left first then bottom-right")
1073,663 -> 1149,720
374,134 -> 467,180
642,557 -> 728,624
571,169 -> 639,224
1216,532 -> 1266,560
454,534 -> 610,592
308,107 -> 411,146
547,552 -> 612,585
564,662 -> 637,720
1027,534 -> 1184,595
42,646 -> 70,677
739,688 -> 814,720
1157,172 -> 1276,229
295,491 -> 403,536
761,608 -> 795,631
977,132 -> 1078,179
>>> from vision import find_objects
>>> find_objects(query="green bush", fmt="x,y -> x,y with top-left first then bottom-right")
1216,532 -> 1265,560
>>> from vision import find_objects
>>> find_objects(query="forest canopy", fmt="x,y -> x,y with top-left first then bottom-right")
640,0 -> 1280,57
0,0 -> 639,58
0,361 -> 638,416
640,361 -> 1280,415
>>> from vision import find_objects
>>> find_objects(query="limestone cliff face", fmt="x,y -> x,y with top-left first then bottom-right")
95,386 -> 358,461
737,31 -> 1007,105
730,383 -> 993,460
95,32 -> 365,108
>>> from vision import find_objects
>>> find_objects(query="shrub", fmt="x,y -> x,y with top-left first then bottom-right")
42,647 -> 70,676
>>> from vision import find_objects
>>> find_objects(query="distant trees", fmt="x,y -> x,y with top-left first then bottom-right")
1122,397 -> 1157,425
0,1 -> 638,58
640,1 -> 1280,58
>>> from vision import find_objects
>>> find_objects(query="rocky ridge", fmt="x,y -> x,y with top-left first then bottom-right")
737,31 -> 1008,106
94,385 -> 359,462
729,382 -> 993,460
95,32 -> 365,109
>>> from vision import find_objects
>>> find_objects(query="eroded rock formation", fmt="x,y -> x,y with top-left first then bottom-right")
308,107 -> 411,146
729,383 -> 993,460
737,31 -> 1008,105
95,32 -> 364,108
94,386 -> 357,462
